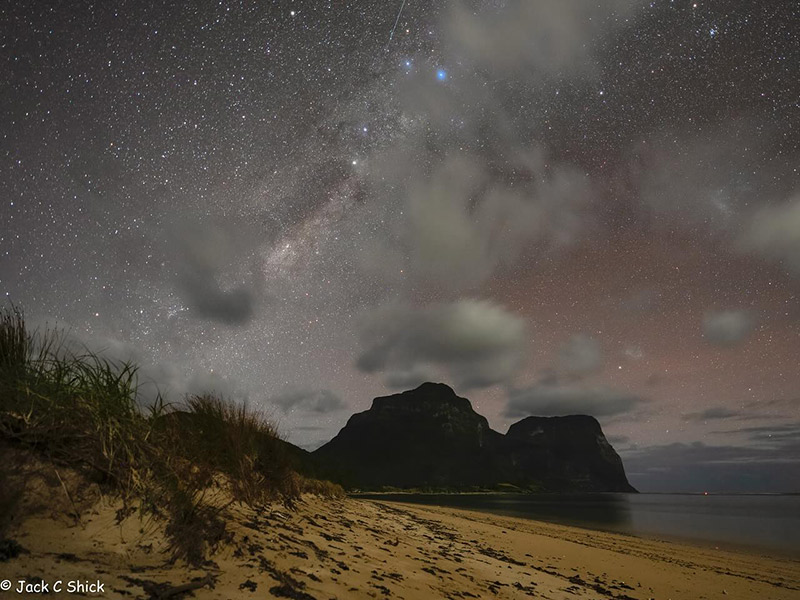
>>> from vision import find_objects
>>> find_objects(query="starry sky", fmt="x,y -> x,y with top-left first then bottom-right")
2,0 -> 798,492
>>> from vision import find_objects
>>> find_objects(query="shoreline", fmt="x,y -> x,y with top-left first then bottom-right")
372,500 -> 800,598
351,490 -> 800,496
352,491 -> 800,560
7,494 -> 800,599
377,498 -> 800,559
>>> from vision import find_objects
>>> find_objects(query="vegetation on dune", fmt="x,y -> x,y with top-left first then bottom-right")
0,305 -> 343,563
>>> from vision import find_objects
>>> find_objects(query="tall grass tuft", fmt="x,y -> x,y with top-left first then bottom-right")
0,305 -> 343,563
156,394 -> 295,504
0,307 -> 151,495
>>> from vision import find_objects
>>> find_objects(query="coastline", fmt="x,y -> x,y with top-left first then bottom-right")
353,491 -> 800,560
7,495 -> 799,599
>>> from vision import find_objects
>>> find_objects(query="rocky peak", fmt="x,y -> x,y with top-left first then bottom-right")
507,415 -> 604,440
370,382 -> 486,425
312,383 -> 636,492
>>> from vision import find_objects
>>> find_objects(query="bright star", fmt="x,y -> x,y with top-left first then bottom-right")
436,68 -> 447,81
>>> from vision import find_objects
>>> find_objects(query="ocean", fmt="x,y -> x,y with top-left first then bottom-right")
356,493 -> 800,557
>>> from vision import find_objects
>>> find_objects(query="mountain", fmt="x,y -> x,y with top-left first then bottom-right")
312,383 -> 505,489
504,416 -> 635,492
312,382 -> 636,493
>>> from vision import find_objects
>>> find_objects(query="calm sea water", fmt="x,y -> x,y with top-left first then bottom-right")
356,493 -> 800,557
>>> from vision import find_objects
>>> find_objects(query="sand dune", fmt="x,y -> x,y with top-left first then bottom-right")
6,495 -> 799,599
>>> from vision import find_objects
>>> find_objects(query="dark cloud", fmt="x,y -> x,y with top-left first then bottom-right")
607,434 -> 630,447
710,423 -> 800,444
702,310 -> 755,346
747,429 -> 800,444
270,388 -> 345,414
683,406 -> 742,421
735,424 -> 800,434
357,300 -> 526,390
622,440 -> 800,493
744,397 -> 800,410
505,384 -> 644,418
173,221 -> 260,326
180,278 -> 255,325
685,407 -> 797,426
557,334 -> 603,376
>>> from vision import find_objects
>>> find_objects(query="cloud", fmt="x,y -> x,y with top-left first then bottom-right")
361,18 -> 598,293
743,397 -> 800,411
683,406 -> 742,421
181,279 -> 255,325
618,289 -> 662,314
173,220 -> 260,325
702,310 -> 755,345
129,360 -> 244,406
356,300 -> 526,389
711,423 -> 800,444
270,388 -> 345,414
622,440 -> 800,493
446,0 -> 640,76
505,384 -> 644,418
384,366 -> 438,391
557,334 -> 602,375
623,346 -> 644,360
55,328 -> 247,406
632,122 -> 792,234
741,195 -> 800,272
395,152 -> 594,290
746,426 -> 800,444
607,434 -> 630,447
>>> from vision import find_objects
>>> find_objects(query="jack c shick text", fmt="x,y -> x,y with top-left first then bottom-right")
10,579 -> 105,594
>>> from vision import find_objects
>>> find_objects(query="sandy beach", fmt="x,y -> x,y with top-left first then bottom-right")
6,494 -> 799,599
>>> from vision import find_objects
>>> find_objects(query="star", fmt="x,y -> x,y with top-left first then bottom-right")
2,0 -> 797,494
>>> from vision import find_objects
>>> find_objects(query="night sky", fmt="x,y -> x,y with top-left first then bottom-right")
2,1 -> 798,492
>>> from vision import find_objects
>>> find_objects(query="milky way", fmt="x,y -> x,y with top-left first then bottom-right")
2,1 -> 798,491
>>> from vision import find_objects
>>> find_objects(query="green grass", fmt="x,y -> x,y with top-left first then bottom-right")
0,305 -> 343,563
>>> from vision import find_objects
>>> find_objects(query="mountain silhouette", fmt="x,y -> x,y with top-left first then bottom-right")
312,383 -> 636,492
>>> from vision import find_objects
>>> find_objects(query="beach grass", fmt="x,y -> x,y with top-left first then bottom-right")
0,305 -> 343,562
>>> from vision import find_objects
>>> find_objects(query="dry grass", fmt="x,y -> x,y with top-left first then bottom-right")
297,475 -> 345,498
158,394 -> 295,504
0,305 -> 342,563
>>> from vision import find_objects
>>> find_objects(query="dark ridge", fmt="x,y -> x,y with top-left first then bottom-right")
311,383 -> 636,493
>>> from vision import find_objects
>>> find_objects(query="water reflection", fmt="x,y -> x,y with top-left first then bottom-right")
356,493 -> 800,556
